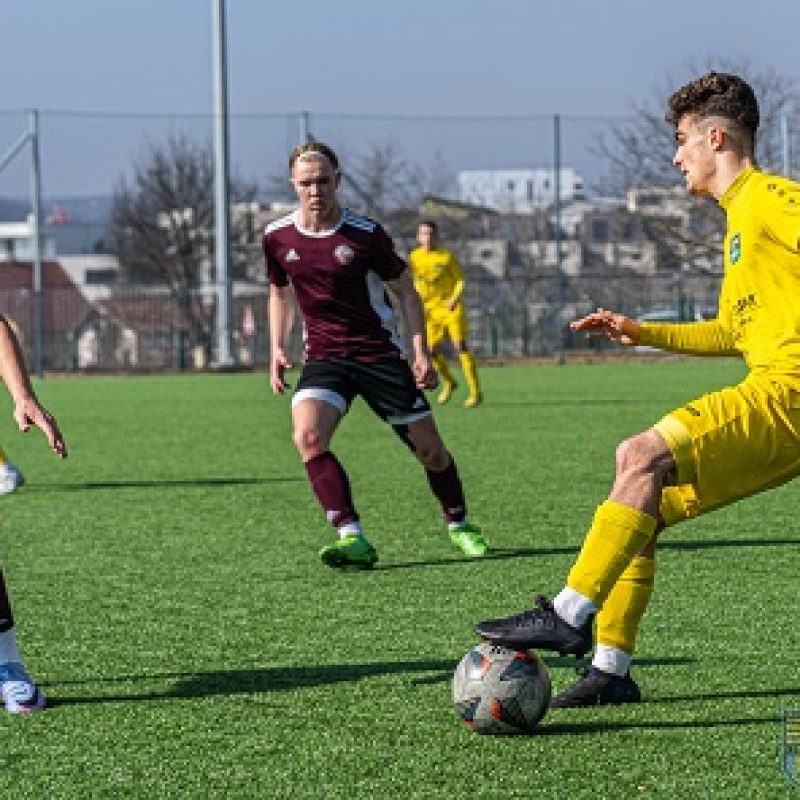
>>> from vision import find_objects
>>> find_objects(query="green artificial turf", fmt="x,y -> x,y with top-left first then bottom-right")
0,361 -> 796,798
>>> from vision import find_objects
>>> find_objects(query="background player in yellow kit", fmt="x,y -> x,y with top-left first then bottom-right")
408,221 -> 482,407
476,71 -> 800,708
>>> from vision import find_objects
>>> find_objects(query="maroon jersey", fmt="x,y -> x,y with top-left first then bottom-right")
263,208 -> 407,361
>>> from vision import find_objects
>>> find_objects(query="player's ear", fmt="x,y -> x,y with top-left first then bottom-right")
334,170 -> 342,189
709,126 -> 725,151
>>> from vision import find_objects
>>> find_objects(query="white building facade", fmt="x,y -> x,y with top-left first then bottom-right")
458,168 -> 585,214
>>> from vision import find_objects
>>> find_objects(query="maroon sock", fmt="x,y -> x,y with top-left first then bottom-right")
304,452 -> 359,530
0,569 -> 15,634
426,457 -> 467,525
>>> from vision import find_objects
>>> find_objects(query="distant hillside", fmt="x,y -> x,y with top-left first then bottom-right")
46,196 -> 113,254
0,195 -> 113,223
0,195 -> 113,255
46,195 -> 114,223
0,197 -> 29,221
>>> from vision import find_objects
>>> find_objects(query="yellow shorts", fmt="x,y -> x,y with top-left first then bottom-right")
425,304 -> 469,350
656,375 -> 800,527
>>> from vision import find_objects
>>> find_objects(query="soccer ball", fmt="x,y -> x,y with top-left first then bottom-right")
452,642 -> 551,734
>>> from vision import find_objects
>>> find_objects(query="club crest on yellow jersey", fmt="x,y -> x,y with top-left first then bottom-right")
729,233 -> 742,265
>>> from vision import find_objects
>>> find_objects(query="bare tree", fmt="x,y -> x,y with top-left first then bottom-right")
109,134 -> 258,359
594,60 -> 800,275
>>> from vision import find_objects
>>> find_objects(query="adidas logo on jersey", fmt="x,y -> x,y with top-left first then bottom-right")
285,248 -> 300,262
413,397 -> 427,409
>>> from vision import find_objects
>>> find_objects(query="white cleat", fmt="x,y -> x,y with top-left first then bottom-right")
0,462 -> 24,495
0,662 -> 45,714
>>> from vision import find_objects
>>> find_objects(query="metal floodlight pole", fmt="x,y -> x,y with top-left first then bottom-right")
213,0 -> 233,366
30,111 -> 44,378
554,113 -> 565,364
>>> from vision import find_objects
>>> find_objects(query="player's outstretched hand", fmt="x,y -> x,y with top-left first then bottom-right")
413,355 -> 439,391
270,351 -> 293,395
570,308 -> 641,347
14,397 -> 67,458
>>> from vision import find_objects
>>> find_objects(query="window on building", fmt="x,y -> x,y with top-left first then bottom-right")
85,269 -> 118,286
592,219 -> 610,242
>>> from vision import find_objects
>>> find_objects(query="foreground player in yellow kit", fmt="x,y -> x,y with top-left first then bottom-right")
477,71 -> 800,707
408,221 -> 482,407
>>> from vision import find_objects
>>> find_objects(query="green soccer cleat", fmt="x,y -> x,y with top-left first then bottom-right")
449,522 -> 488,557
319,535 -> 379,570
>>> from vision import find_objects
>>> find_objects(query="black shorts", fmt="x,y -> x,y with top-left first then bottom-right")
293,356 -> 432,427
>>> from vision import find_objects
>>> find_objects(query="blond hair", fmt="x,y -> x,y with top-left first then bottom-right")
289,141 -> 340,172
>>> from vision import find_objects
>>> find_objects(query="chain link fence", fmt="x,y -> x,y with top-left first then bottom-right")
0,269 -> 723,372
0,109 -> 735,371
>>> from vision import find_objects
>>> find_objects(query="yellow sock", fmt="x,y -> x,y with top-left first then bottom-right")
595,555 -> 655,655
458,352 -> 481,398
433,354 -> 455,385
0,444 -> 7,465
566,501 -> 657,607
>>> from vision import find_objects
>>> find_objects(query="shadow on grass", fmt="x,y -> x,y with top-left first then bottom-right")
660,537 -> 800,551
649,685 -> 800,704
535,715 -> 780,736
467,399 -> 649,409
43,659 -> 457,707
25,476 -> 302,492
42,654 -> 701,708
405,655 -> 697,688
374,546 -> 576,570
374,536 -> 800,570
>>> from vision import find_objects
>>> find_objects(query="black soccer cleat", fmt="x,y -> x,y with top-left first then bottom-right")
474,594 -> 594,658
550,666 -> 642,709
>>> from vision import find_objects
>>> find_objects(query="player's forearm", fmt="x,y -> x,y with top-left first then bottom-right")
403,294 -> 430,357
0,316 -> 36,404
398,287 -> 430,357
268,289 -> 294,352
449,278 -> 465,306
638,320 -> 738,356
386,272 -> 430,357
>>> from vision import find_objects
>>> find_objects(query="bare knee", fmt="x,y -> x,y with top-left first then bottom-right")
614,430 -> 674,484
293,426 -> 326,460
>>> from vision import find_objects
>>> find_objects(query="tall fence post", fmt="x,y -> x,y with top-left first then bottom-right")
213,0 -> 233,366
30,110 -> 43,378
554,114 -> 565,364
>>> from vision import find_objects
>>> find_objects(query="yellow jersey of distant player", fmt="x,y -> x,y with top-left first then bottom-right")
407,246 -> 465,309
640,167 -> 800,386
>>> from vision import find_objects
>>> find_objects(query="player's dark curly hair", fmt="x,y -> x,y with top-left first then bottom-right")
666,72 -> 759,147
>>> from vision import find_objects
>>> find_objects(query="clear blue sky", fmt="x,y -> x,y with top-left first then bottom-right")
3,0 -> 799,197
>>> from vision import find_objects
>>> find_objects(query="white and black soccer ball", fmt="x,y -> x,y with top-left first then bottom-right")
452,642 -> 551,734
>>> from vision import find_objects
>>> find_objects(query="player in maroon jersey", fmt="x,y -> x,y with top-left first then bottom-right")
263,141 -> 487,567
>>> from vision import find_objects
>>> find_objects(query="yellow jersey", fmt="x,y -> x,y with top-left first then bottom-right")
639,167 -> 800,385
407,246 -> 465,309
